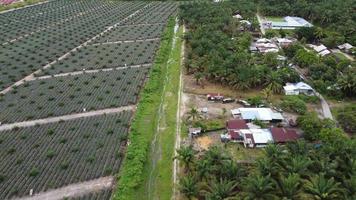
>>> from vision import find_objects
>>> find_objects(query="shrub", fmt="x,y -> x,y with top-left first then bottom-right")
281,96 -> 307,114
29,168 -> 39,177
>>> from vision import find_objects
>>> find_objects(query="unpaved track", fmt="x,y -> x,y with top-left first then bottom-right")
0,3 -> 152,95
14,176 -> 114,200
0,105 -> 135,131
34,63 -> 151,81
172,23 -> 185,200
91,38 -> 160,46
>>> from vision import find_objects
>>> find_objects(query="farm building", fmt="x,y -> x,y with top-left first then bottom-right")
270,127 -> 299,143
241,129 -> 273,148
283,82 -> 314,95
232,108 -> 284,122
262,16 -> 313,30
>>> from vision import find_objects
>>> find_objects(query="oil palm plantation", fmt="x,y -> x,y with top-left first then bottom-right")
180,175 -> 199,200
242,174 -> 277,200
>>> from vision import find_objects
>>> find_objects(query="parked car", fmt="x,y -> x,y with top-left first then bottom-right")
222,98 -> 235,104
237,99 -> 251,107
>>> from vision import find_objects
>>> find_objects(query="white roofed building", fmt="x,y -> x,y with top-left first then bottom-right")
284,82 -> 314,95
240,129 -> 273,148
233,108 -> 284,122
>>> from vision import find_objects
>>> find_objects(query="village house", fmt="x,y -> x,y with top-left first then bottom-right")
270,127 -> 299,144
240,129 -> 273,148
226,119 -> 248,141
252,38 -> 279,53
283,82 -> 314,95
309,44 -> 331,57
231,108 -> 284,122
338,43 -> 354,53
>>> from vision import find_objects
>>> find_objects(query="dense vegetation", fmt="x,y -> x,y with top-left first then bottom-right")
177,137 -> 356,199
0,112 -> 131,199
180,2 -> 299,94
258,0 -> 356,46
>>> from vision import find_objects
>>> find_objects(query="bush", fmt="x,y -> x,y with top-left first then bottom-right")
29,168 -> 39,177
281,96 -> 307,114
337,104 -> 356,134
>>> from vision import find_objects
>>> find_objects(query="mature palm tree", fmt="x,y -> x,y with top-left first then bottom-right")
201,178 -> 238,200
180,175 -> 199,200
337,74 -> 356,96
304,174 -> 344,200
176,146 -> 195,171
343,175 -> 356,199
242,174 -> 277,200
283,156 -> 312,177
277,173 -> 302,200
186,107 -> 202,122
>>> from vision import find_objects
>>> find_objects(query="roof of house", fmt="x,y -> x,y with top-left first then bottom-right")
241,129 -> 273,144
238,108 -> 284,121
189,127 -> 202,134
227,119 -> 248,130
270,127 -> 299,143
338,43 -> 353,50
313,44 -> 328,52
256,38 -> 271,43
284,82 -> 313,91
318,49 -> 331,56
233,14 -> 243,19
229,130 -> 241,140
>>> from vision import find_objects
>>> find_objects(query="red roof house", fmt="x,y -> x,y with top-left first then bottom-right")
226,119 -> 248,130
270,127 -> 299,143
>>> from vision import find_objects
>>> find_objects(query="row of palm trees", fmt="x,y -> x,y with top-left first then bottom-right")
176,139 -> 356,199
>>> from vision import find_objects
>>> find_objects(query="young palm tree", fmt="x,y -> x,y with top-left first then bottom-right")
180,175 -> 199,200
304,174 -> 344,200
283,156 -> 312,177
242,174 -> 277,200
201,178 -> 238,200
176,146 -> 195,171
186,107 -> 202,122
262,85 -> 273,102
266,72 -> 283,94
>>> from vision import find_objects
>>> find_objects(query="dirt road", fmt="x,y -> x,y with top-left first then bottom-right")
14,176 -> 114,200
0,105 -> 135,131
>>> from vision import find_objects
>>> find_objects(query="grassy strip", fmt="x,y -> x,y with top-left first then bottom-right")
0,0 -> 45,12
113,18 -> 175,200
137,24 -> 183,200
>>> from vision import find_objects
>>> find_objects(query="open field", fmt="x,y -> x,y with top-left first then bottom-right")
0,0 -> 178,199
0,112 -> 131,199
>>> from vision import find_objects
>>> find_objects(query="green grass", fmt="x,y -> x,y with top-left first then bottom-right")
225,143 -> 264,161
333,52 -> 349,61
266,16 -> 285,22
0,0 -> 44,12
134,24 -> 183,200
113,18 -> 183,200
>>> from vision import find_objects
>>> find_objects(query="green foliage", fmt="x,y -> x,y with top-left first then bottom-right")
29,168 -> 39,177
281,96 -> 307,114
294,49 -> 318,68
297,112 -> 337,141
336,104 -> 356,134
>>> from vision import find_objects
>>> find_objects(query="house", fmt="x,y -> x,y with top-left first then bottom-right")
270,127 -> 299,143
254,38 -> 279,53
275,38 -> 294,47
338,43 -> 354,53
226,119 -> 248,141
283,82 -> 314,95
240,129 -> 273,148
226,119 -> 248,131
263,16 -> 313,30
309,44 -> 331,57
207,93 -> 224,101
234,108 -> 284,122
